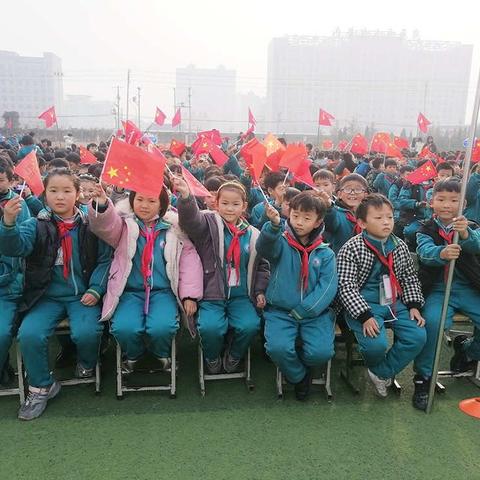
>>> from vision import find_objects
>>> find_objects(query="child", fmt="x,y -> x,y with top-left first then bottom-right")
250,172 -> 286,229
78,174 -> 99,212
389,165 -> 414,237
0,168 -> 111,420
337,194 -> 426,397
280,187 -> 301,222
313,169 -> 336,197
174,178 -> 269,374
88,184 -> 203,372
0,162 -> 30,384
324,174 -> 369,253
257,192 -> 337,400
413,179 -> 480,410
366,157 -> 384,191
373,158 -> 398,197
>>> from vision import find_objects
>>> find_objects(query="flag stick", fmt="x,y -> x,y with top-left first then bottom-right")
282,169 -> 290,186
142,122 -> 155,137
426,64 -> 480,414
18,181 -> 27,198
255,181 -> 269,203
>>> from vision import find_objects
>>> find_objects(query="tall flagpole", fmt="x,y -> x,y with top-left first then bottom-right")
426,65 -> 480,414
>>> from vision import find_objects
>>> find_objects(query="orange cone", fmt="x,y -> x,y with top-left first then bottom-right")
459,398 -> 480,419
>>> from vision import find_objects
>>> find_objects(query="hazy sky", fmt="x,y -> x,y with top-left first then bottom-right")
1,0 -> 479,121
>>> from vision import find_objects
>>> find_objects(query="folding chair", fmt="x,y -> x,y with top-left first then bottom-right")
198,344 -> 254,397
115,336 -> 177,399
275,361 -> 333,401
0,344 -> 25,405
55,318 -> 101,394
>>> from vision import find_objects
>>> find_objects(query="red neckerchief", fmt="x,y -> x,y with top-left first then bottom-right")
225,222 -> 248,287
284,231 -> 323,290
56,221 -> 77,279
345,211 -> 362,235
438,225 -> 455,283
139,224 -> 161,314
363,237 -> 402,308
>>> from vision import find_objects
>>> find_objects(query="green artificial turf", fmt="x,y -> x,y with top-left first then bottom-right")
1,333 -> 479,480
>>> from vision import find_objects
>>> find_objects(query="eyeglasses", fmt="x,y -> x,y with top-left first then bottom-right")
340,188 -> 367,195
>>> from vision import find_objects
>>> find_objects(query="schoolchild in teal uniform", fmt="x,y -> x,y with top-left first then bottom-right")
0,161 -> 31,384
337,194 -> 426,398
0,168 -> 111,420
324,174 -> 368,253
373,158 -> 398,197
175,179 -> 269,374
413,179 -> 480,410
250,172 -> 286,229
389,165 -> 414,236
257,192 -> 337,400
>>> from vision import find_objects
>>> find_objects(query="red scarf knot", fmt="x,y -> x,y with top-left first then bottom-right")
284,231 -> 323,290
363,237 -> 403,308
225,222 -> 248,287
56,221 -> 77,279
139,225 -> 161,314
346,211 -> 362,235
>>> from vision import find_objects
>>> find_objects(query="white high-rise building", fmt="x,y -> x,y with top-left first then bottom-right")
0,51 -> 64,127
267,30 -> 473,135
175,65 -> 236,133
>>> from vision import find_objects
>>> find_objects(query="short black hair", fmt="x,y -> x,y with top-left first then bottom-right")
284,187 -> 301,202
371,157 -> 384,169
204,176 -> 224,192
432,178 -> 461,196
289,191 -> 327,219
0,161 -> 14,181
400,165 -> 414,174
384,158 -> 398,168
437,162 -> 455,175
20,135 -> 34,146
66,153 -> 81,165
313,169 -> 335,183
128,186 -> 170,218
264,171 -> 285,191
94,151 -> 105,163
49,158 -> 70,169
356,193 -> 394,221
338,173 -> 368,191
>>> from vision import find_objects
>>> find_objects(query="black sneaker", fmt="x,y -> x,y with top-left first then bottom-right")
412,375 -> 430,411
294,370 -> 311,401
450,335 -> 475,374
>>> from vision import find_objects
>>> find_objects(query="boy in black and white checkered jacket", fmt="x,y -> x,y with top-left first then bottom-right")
337,194 -> 426,398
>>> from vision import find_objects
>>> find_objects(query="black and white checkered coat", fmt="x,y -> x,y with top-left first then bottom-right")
336,234 -> 424,322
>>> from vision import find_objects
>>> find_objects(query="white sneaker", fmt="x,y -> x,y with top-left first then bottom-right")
367,369 -> 391,398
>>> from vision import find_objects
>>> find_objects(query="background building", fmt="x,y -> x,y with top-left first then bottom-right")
175,65 -> 236,133
267,30 -> 473,135
0,51 -> 64,128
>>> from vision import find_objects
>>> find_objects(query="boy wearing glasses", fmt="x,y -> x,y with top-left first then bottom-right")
324,174 -> 369,253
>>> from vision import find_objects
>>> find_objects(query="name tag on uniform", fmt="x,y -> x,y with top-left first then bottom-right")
379,274 -> 393,306
228,265 -> 239,287
55,247 -> 64,266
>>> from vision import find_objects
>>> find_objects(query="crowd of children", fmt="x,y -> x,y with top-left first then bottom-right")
0,131 -> 479,420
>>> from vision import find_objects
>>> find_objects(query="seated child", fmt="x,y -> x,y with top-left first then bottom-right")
257,191 -> 337,400
413,179 -> 480,410
337,194 -> 426,398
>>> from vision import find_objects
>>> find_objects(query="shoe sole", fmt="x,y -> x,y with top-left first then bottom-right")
18,383 -> 62,421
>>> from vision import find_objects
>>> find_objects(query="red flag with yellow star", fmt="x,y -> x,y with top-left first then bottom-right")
79,145 -> 97,165
193,137 -> 228,166
406,160 -> 437,185
169,139 -> 186,157
101,138 -> 165,197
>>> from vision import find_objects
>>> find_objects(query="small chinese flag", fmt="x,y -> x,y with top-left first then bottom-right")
180,166 -> 212,198
385,142 -> 403,159
294,160 -> 315,188
154,107 -> 166,126
101,138 -> 165,197
349,134 -> 369,156
370,132 -> 391,153
169,139 -> 186,157
262,133 -> 285,172
337,140 -> 348,151
79,146 -> 98,165
406,160 -> 437,185
194,137 -> 228,167
38,106 -> 57,128
197,129 -> 223,146
418,145 -> 442,163
14,151 -> 44,196
472,139 -> 480,163
279,143 -> 308,175
172,108 -> 181,128
417,112 -> 431,134
240,138 -> 267,182
318,109 -> 335,127
394,136 -> 410,150
322,139 -> 333,150
248,108 -> 256,126
122,120 -> 143,145
241,125 -> 255,140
